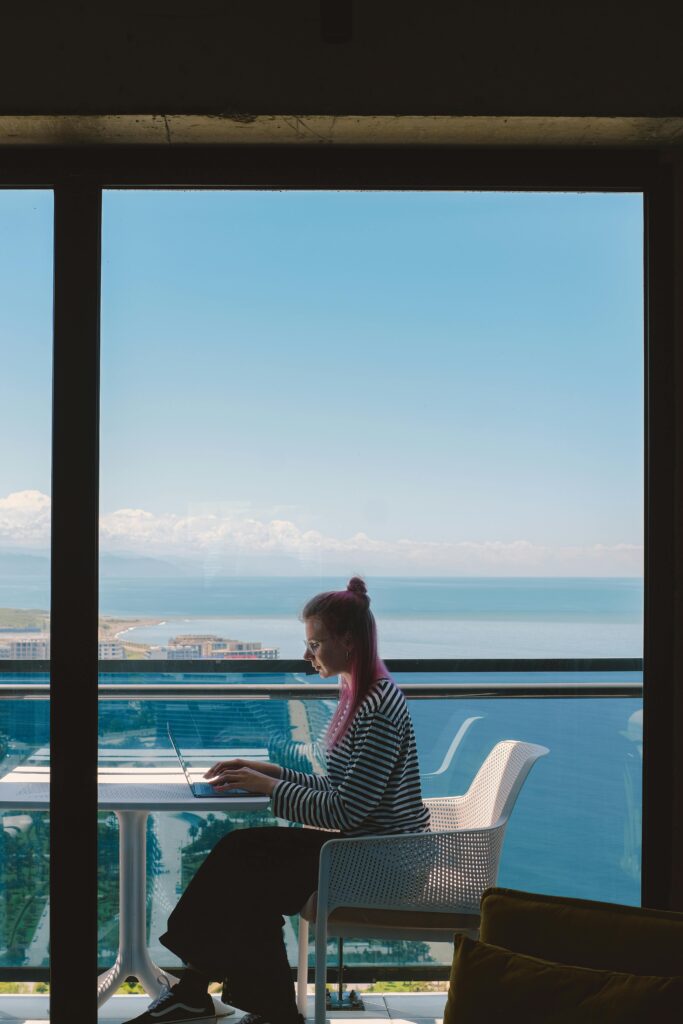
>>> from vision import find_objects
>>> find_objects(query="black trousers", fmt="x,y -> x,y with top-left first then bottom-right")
159,826 -> 335,1018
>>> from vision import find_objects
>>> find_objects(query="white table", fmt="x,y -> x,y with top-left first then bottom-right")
0,749 -> 270,1010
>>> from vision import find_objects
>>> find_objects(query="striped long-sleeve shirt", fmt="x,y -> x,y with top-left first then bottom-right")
271,678 -> 430,836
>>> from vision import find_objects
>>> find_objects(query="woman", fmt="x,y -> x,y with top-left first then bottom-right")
127,577 -> 429,1024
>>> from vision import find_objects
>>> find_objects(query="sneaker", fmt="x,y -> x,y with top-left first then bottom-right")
123,982 -> 216,1023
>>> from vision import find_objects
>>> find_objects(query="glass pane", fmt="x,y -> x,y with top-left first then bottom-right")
97,683 -> 642,970
99,190 -> 643,660
0,190 -> 53,980
0,694 -> 50,969
99,190 -> 643,996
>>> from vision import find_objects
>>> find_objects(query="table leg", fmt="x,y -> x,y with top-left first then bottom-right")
97,809 -> 233,1016
97,810 -> 175,1006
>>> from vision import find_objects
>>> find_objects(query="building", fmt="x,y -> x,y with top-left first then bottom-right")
0,635 -> 50,659
147,644 -> 202,660
149,635 -> 279,659
168,634 -> 279,658
97,641 -> 126,660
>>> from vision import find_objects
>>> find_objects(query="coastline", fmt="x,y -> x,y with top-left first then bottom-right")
98,615 -> 165,641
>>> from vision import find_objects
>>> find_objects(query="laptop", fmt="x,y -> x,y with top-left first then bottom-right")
167,722 -> 251,797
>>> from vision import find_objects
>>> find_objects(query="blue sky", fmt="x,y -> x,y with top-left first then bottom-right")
0,189 -> 644,575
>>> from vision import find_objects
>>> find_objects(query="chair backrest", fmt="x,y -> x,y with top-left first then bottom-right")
426,740 -> 548,831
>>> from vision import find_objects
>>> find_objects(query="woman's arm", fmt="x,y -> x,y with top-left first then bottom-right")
271,710 -> 401,831
205,755 -> 331,795
279,765 -> 332,791
204,757 -> 282,780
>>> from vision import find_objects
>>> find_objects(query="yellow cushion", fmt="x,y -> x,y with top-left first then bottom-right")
443,935 -> 683,1024
479,887 -> 683,976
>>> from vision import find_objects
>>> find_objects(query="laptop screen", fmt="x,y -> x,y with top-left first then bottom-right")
167,722 -> 251,798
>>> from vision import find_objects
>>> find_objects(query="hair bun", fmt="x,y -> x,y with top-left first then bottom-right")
346,577 -> 369,603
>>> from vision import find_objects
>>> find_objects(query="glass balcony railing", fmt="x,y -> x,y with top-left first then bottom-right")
0,659 -> 642,982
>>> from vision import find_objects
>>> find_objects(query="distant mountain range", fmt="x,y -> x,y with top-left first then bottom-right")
0,551 -> 50,575
0,550 -> 195,579
0,548 -> 334,578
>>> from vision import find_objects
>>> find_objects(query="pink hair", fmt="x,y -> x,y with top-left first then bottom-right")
302,577 -> 390,747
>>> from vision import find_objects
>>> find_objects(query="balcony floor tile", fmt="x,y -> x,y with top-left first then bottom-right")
0,991 -> 446,1023
384,993 -> 447,1019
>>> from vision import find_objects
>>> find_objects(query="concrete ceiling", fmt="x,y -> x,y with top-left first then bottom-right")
1,114 -> 683,147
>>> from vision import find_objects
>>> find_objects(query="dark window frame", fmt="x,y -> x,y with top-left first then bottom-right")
0,145 -> 677,1021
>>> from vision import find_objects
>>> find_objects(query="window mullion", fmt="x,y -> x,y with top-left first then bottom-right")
50,185 -> 101,1021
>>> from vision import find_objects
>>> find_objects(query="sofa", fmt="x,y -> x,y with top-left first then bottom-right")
443,887 -> 683,1022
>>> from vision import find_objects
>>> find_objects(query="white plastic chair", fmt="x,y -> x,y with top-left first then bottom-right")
296,739 -> 549,1023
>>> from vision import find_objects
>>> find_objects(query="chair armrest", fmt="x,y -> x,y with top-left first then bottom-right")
317,827 -> 504,920
421,716 -> 484,777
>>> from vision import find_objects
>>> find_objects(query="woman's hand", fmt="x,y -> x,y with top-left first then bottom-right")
203,758 -> 282,795
204,757 -> 281,780
204,763 -> 278,796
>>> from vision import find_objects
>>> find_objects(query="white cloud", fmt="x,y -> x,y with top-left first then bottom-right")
0,490 -> 643,575
0,490 -> 51,544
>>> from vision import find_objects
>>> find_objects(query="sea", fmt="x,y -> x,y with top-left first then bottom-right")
98,574 -> 643,658
0,573 -> 643,658
0,575 -> 645,957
